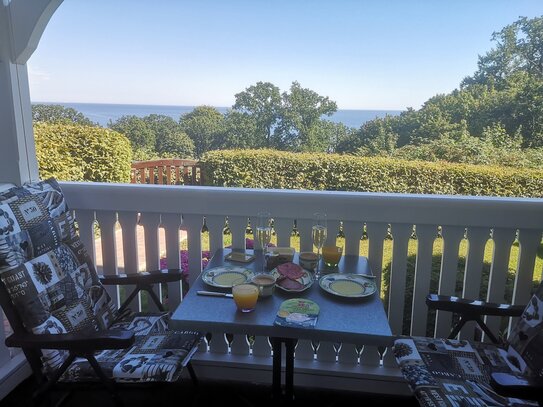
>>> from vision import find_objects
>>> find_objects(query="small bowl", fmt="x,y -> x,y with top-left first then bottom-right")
251,274 -> 276,298
266,247 -> 295,270
299,252 -> 318,270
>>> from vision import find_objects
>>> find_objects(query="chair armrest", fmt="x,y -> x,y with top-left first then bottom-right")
491,372 -> 543,402
5,329 -> 135,352
426,294 -> 525,317
99,269 -> 184,285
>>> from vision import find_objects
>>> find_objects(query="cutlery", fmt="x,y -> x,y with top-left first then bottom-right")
197,290 -> 233,298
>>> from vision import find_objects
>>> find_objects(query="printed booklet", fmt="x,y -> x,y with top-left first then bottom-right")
274,298 -> 320,328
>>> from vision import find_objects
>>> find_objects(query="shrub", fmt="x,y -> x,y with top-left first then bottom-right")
34,122 -> 132,182
200,149 -> 543,197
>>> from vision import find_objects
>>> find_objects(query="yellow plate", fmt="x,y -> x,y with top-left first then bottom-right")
202,266 -> 254,288
319,273 -> 376,298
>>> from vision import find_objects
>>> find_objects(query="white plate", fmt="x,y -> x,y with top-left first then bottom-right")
271,266 -> 314,293
202,266 -> 254,288
319,273 -> 376,298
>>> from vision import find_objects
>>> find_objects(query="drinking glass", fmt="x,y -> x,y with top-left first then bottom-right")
232,283 -> 259,312
255,211 -> 272,273
312,212 -> 327,278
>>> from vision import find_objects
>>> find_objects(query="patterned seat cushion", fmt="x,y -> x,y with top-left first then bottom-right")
0,178 -> 202,383
61,313 -> 201,383
394,282 -> 543,407
394,337 -> 537,406
0,179 -> 77,271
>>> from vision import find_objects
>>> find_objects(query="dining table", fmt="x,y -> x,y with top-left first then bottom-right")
169,248 -> 394,401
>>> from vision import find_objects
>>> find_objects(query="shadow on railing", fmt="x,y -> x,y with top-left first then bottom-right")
131,159 -> 203,185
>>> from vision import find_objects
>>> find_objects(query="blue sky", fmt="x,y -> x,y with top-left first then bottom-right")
28,0 -> 542,110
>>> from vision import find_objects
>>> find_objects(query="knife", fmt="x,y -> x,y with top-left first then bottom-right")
197,290 -> 233,298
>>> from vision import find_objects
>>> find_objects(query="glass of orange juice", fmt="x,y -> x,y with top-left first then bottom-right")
232,283 -> 259,312
322,245 -> 343,268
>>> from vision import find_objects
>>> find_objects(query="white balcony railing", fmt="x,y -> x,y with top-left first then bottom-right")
2,182 -> 542,396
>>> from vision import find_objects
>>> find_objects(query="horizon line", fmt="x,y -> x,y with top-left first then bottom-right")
31,100 -> 406,112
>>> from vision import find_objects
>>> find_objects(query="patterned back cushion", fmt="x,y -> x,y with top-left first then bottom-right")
0,178 -> 117,370
507,281 -> 543,377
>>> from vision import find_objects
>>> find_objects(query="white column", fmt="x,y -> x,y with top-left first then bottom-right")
0,0 -> 63,185
0,60 -> 39,184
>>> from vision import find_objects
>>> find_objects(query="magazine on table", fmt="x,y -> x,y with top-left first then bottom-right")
274,298 -> 320,328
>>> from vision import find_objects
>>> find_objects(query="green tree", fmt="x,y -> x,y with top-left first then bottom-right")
278,81 -> 337,151
109,115 -> 155,151
462,16 -> 543,88
142,114 -> 194,158
316,121 -> 356,153
32,104 -> 96,126
155,130 -> 195,158
179,106 -> 226,158
232,82 -> 282,148
222,110 -> 261,149
337,116 -> 399,155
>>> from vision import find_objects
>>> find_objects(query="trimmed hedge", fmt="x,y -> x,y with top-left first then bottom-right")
34,122 -> 132,183
200,149 -> 543,197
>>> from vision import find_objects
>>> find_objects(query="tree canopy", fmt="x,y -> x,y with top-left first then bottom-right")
32,104 -> 96,126
338,15 -> 543,167
108,114 -> 195,159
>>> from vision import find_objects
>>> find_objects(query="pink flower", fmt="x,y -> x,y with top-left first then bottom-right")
160,250 -> 211,275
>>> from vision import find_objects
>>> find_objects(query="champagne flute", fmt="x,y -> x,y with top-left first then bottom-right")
312,212 -> 327,279
255,211 -> 272,273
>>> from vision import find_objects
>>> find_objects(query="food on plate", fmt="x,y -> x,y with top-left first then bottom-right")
277,277 -> 305,291
276,262 -> 304,280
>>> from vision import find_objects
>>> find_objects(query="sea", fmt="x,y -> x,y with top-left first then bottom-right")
38,102 -> 403,129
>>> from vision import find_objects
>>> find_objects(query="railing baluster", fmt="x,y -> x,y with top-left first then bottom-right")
274,218 -> 293,247
297,219 -> 313,253
183,214 -> 204,288
508,229 -> 541,335
484,228 -> 516,339
206,215 -> 225,253
513,229 -> 542,305
75,209 -> 96,264
118,211 -> 141,312
95,210 -> 119,307
343,221 -> 364,256
209,331 -> 229,354
326,219 -> 341,246
294,339 -> 314,360
231,334 -> 250,355
459,227 -> 490,340
229,215 -> 247,251
138,212 -> 161,312
410,224 -> 437,336
337,343 -> 358,365
434,225 -> 464,339
161,213 -> 183,308
366,222 -> 388,293
316,341 -> 336,362
139,212 -> 161,269
252,336 -> 272,357
382,346 -> 397,367
359,345 -> 380,367
387,223 -> 413,335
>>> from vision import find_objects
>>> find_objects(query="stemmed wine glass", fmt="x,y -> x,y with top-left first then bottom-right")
255,211 -> 272,273
312,212 -> 327,279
